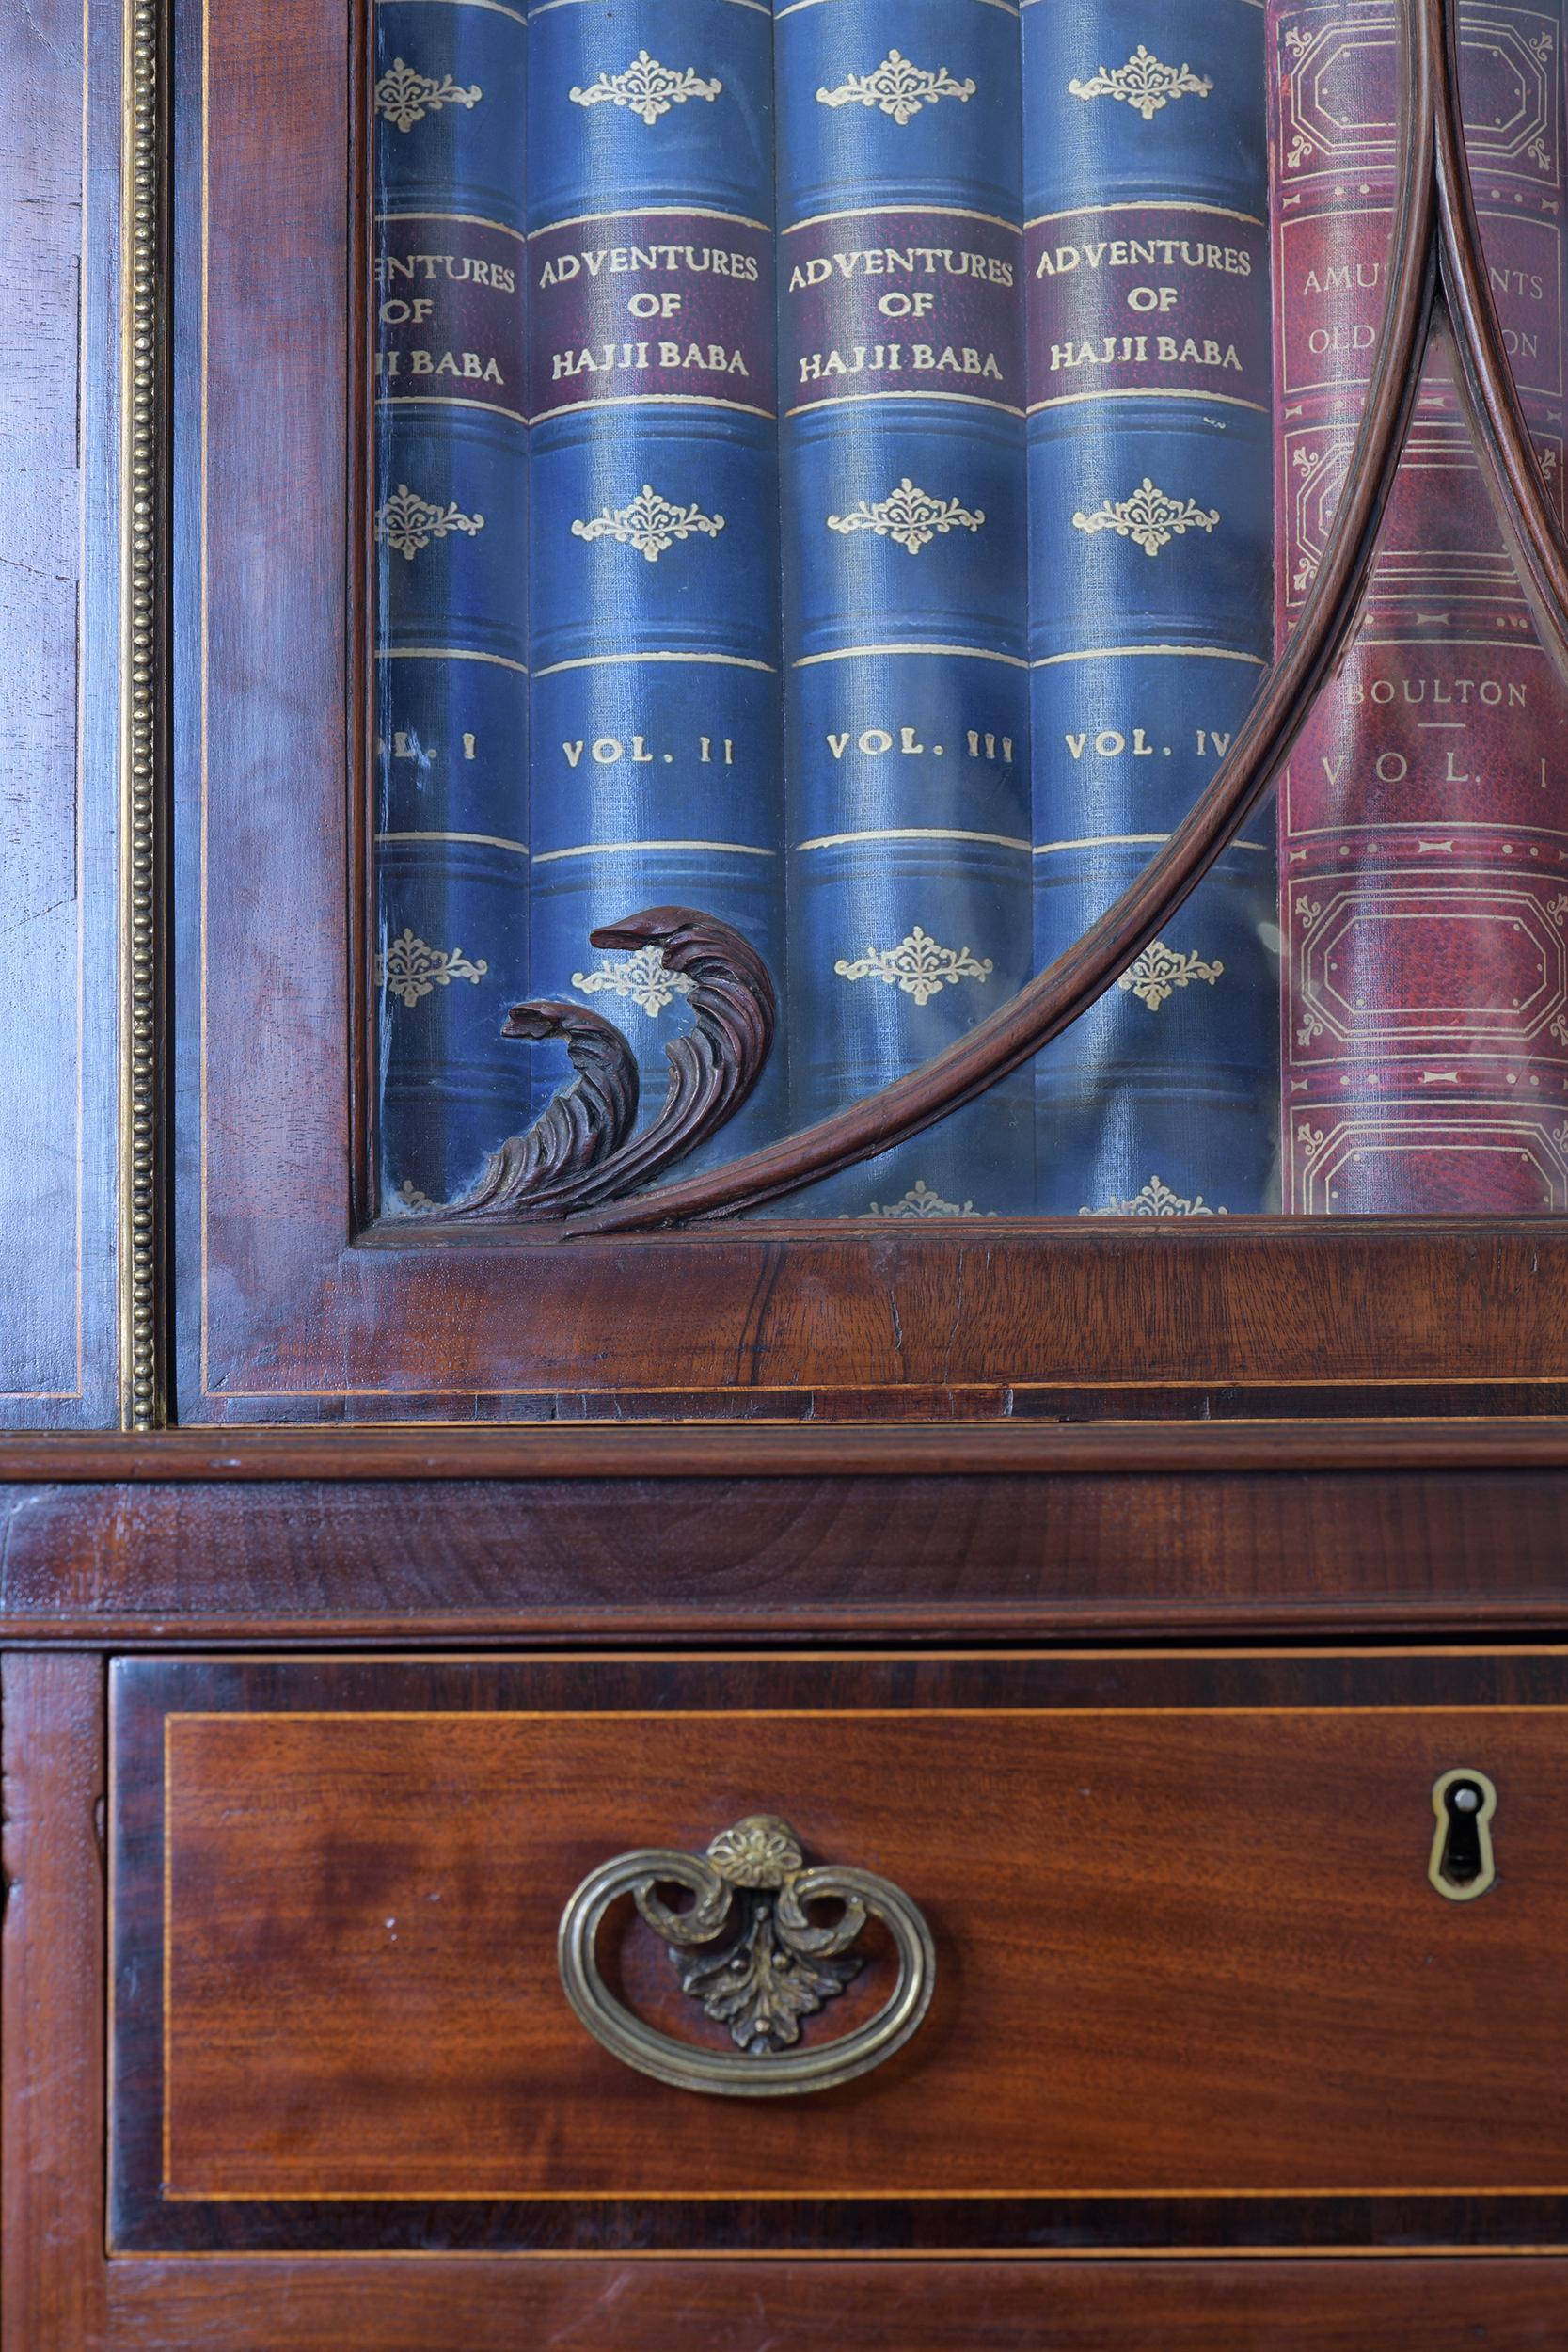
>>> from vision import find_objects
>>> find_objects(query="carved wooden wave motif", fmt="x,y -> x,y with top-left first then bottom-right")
404,0 -> 1568,1233
436,907 -> 776,1222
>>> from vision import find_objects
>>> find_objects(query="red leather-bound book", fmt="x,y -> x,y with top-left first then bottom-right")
1271,0 -> 1568,1211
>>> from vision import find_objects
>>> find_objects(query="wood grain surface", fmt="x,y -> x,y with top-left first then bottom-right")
111,1650 -> 1568,2253
1,1655 -> 107,2347
7,1416 -> 1568,1480
8,1457 -> 1568,1645
90,2255 -> 1568,2352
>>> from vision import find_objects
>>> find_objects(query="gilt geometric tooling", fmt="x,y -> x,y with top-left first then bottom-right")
1291,876 -> 1568,1052
1291,1107 -> 1568,1215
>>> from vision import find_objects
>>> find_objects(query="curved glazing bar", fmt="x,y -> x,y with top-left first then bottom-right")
1434,0 -> 1568,683
562,0 -> 1442,1231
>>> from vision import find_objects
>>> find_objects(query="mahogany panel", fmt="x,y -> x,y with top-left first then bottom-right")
0,1463 -> 1560,1642
1,1655 -> 107,2349
189,1209 -> 1568,1419
11,1459 -> 1568,1644
93,2256 -> 1568,2352
113,1650 -> 1568,2253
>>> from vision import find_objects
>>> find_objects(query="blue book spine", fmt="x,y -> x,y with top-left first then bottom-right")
373,0 -> 531,1211
1024,0 -> 1277,1217
525,0 -> 784,1157
775,0 -> 1033,1218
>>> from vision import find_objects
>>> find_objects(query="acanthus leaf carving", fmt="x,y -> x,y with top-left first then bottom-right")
443,1002 -> 641,1220
635,1816 -> 863,2058
436,908 -> 776,1225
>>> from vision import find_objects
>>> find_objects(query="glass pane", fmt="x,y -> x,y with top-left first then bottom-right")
1271,0 -> 1568,1213
373,0 -> 531,1213
369,0 -> 1565,1227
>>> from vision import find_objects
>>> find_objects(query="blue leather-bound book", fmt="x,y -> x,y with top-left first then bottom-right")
775,0 -> 1033,1218
526,0 -> 784,1157
373,0 -> 531,1211
1024,0 -> 1277,1217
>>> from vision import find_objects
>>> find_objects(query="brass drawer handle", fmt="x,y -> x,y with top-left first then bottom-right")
558,1812 -> 936,2097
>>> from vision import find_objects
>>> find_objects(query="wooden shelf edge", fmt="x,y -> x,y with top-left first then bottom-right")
3,1417 -> 1568,1482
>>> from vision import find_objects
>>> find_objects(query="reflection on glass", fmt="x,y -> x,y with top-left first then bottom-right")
368,0 -> 1566,1224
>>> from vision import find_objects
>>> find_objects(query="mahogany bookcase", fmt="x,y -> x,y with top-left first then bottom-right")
6,0 -> 1568,2343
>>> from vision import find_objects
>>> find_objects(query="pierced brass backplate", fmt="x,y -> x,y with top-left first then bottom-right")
1429,1768 -> 1497,1902
558,1812 -> 936,2097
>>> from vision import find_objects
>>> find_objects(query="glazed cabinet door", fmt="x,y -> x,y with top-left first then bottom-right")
174,0 -> 1568,1425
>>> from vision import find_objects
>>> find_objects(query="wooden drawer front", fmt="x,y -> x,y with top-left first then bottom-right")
112,1651 -> 1568,2254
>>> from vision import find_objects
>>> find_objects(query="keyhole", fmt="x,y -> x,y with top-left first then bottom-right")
1429,1768 -> 1497,1902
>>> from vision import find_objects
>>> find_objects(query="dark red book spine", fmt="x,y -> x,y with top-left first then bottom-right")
1271,0 -> 1568,1211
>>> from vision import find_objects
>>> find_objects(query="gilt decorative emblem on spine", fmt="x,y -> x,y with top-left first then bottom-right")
816,51 -> 976,125
572,486 -> 725,563
374,485 -> 485,561
862,1181 -> 998,1218
1068,46 -> 1212,121
374,58 -> 483,132
1079,1175 -> 1227,1216
1073,480 -> 1220,557
834,927 -> 993,1007
1117,940 -> 1225,1009
828,479 -> 985,554
377,930 -> 489,1007
393,1179 -> 440,1213
569,52 -> 722,124
573,946 -> 695,1018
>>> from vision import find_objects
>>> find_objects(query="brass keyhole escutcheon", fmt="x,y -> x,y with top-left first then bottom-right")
1429,1769 -> 1497,1902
